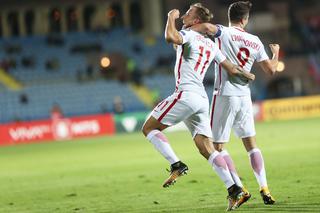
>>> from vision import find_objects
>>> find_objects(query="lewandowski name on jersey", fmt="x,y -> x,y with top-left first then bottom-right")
231,34 -> 261,51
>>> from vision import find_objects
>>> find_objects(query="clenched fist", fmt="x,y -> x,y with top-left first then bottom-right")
269,44 -> 280,54
168,9 -> 180,20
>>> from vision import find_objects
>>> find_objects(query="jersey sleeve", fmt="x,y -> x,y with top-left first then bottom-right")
213,24 -> 224,38
256,41 -> 269,62
179,29 -> 193,44
214,48 -> 226,64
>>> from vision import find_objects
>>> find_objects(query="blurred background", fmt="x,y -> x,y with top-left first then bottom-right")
0,0 -> 319,143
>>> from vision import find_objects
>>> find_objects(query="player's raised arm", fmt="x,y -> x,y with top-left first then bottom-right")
191,23 -> 219,37
165,9 -> 183,44
258,44 -> 280,75
220,59 -> 255,81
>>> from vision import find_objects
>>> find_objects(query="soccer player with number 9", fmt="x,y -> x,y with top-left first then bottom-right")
192,1 -> 280,207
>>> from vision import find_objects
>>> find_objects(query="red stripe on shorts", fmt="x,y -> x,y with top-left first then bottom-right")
217,38 -> 222,95
158,91 -> 183,122
210,95 -> 217,128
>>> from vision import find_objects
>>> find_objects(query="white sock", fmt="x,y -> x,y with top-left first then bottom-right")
248,148 -> 268,188
146,130 -> 179,164
208,151 -> 235,188
220,150 -> 243,188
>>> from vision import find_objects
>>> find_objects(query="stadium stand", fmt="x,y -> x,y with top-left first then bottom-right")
0,0 -> 319,124
0,29 -> 175,123
0,80 -> 147,123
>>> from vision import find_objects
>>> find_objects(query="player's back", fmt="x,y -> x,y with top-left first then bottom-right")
175,29 -> 224,97
214,26 -> 268,96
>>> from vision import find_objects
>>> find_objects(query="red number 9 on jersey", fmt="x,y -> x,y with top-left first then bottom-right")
237,47 -> 250,67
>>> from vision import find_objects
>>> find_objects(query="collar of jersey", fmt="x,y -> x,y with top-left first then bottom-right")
232,26 -> 246,32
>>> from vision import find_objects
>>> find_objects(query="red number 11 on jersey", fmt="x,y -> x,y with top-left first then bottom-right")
194,46 -> 211,75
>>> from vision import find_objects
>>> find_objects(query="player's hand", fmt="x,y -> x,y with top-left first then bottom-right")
269,44 -> 280,54
240,70 -> 255,81
229,71 -> 255,85
229,66 -> 255,85
235,66 -> 255,81
246,72 -> 255,81
168,9 -> 180,20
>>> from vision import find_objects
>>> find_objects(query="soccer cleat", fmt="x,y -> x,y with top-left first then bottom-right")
236,187 -> 251,208
226,185 -> 251,211
260,187 -> 275,205
162,161 -> 188,188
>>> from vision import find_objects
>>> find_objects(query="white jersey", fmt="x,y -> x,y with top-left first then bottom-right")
214,25 -> 269,96
174,29 -> 226,97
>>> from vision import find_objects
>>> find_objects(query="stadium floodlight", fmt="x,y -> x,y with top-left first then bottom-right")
101,57 -> 111,68
276,61 -> 285,72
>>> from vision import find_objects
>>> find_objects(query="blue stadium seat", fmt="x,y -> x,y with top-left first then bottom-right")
0,29 -> 178,123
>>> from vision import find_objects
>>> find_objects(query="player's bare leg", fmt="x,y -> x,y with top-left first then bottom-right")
142,116 -> 188,188
242,136 -> 275,204
194,135 -> 246,211
213,143 -> 251,209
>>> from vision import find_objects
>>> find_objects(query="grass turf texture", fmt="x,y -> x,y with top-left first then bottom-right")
0,118 -> 319,213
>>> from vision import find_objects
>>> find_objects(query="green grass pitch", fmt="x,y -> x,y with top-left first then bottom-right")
0,118 -> 320,212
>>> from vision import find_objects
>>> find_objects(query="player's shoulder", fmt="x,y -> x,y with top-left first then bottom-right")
243,30 -> 259,38
244,33 -> 266,52
187,29 -> 210,40
216,24 -> 226,29
215,24 -> 227,35
179,28 -> 193,35
250,33 -> 263,44
240,29 -> 263,43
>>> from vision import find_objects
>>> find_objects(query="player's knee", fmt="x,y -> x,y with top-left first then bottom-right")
197,147 -> 210,159
242,137 -> 257,152
198,149 -> 206,158
141,123 -> 149,137
215,147 -> 223,152
213,143 -> 224,152
141,127 -> 149,137
141,123 -> 157,137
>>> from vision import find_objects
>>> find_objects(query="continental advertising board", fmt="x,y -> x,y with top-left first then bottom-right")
261,95 -> 320,121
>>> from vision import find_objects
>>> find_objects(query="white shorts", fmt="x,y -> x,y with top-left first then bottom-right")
151,91 -> 212,138
210,95 -> 256,142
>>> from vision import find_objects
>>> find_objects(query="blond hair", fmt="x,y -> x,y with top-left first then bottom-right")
191,3 -> 213,23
